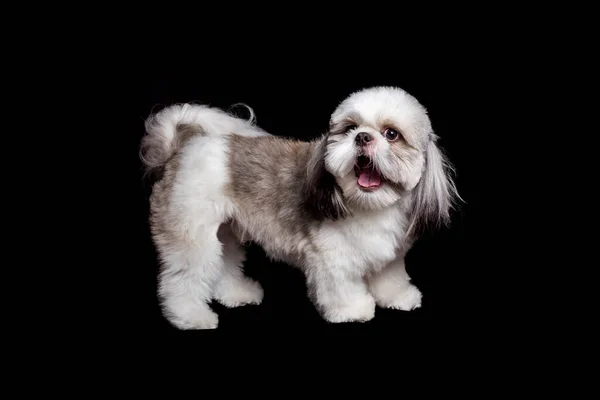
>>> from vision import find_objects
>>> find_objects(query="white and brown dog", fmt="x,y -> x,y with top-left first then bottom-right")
141,86 -> 460,329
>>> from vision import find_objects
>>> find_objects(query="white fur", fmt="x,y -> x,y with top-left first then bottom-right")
368,257 -> 422,311
155,136 -> 234,329
142,86 -> 459,329
305,205 -> 411,322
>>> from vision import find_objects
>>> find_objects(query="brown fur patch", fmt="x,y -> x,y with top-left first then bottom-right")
226,135 -> 313,212
225,135 -> 314,262
224,134 -> 350,263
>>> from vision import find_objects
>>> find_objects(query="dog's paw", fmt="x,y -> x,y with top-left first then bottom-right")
372,283 -> 422,311
168,307 -> 219,330
323,294 -> 376,323
214,277 -> 264,308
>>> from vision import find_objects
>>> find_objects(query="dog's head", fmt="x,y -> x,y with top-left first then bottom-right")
305,86 -> 459,234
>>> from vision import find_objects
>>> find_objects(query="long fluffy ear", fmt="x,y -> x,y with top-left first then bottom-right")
303,136 -> 351,221
407,136 -> 461,236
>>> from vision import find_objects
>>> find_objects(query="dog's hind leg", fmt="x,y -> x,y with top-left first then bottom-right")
156,223 -> 226,330
151,135 -> 248,329
212,223 -> 263,308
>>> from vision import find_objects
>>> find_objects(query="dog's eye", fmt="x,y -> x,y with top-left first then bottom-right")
345,124 -> 357,133
384,128 -> 401,142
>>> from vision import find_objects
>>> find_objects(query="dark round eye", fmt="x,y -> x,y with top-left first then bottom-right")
384,128 -> 400,141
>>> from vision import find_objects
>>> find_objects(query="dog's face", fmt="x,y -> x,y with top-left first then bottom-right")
325,86 -> 431,211
305,86 -> 458,232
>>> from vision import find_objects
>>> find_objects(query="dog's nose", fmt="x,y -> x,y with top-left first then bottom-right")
355,132 -> 373,146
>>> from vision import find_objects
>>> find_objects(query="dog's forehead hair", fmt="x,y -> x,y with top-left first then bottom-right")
331,88 -> 432,147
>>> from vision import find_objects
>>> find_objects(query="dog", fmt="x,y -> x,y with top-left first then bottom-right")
140,86 -> 460,329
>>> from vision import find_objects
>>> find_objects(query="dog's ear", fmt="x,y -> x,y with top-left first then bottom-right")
407,136 -> 461,236
304,135 -> 350,221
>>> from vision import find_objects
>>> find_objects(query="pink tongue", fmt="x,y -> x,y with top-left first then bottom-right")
358,169 -> 381,188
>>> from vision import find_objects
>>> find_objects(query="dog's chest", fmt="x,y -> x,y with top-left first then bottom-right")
313,207 -> 407,272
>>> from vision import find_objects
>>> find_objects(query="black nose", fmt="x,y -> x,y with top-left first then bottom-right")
355,132 -> 373,146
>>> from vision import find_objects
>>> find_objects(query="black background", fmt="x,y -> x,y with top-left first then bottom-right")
119,47 -> 496,339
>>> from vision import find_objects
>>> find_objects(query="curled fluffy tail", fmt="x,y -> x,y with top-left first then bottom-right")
140,103 -> 264,176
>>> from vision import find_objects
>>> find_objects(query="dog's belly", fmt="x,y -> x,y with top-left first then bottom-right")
229,217 -> 310,268
230,204 -> 408,276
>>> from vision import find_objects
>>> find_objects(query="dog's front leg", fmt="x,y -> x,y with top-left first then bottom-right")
367,255 -> 422,311
306,265 -> 375,324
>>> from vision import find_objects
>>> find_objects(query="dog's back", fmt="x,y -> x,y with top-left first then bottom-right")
141,103 -> 268,179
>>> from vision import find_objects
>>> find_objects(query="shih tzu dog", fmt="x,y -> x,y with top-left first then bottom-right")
140,86 -> 460,329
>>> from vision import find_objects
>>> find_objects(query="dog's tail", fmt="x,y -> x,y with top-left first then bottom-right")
140,103 -> 266,177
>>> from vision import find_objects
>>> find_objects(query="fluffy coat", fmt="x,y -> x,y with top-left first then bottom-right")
140,86 -> 459,329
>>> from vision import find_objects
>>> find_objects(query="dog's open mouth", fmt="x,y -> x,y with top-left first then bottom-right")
354,155 -> 382,190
